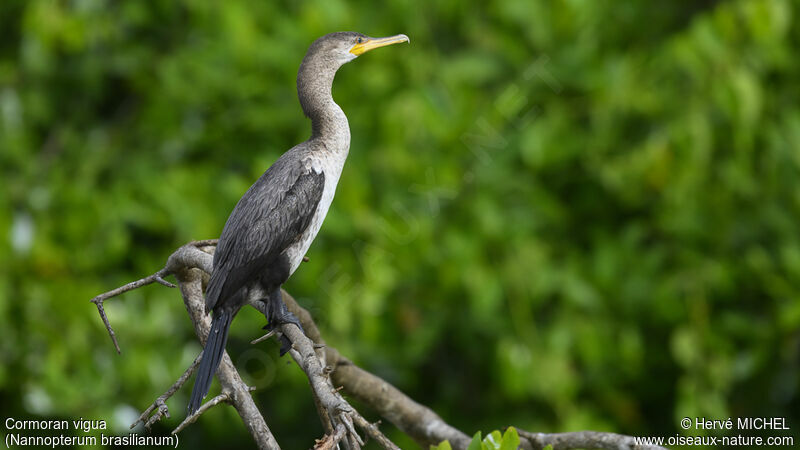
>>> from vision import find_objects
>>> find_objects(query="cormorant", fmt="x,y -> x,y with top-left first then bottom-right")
187,32 -> 409,415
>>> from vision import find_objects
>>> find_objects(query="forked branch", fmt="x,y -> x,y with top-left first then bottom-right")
91,240 -> 661,450
91,241 -> 279,450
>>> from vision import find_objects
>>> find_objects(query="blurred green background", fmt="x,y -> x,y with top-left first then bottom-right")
1,0 -> 799,448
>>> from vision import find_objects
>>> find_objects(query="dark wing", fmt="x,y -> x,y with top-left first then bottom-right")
206,156 -> 325,312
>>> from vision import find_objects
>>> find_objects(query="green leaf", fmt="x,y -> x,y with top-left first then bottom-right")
484,430 -> 504,450
499,427 -> 520,450
467,432 -> 483,450
430,440 -> 453,450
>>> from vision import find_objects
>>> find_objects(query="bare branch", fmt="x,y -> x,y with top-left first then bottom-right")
94,240 -> 654,450
92,241 -> 280,450
131,352 -> 202,430
250,330 -> 277,345
172,392 -> 230,434
341,412 -> 364,449
246,291 -> 400,449
245,298 -> 338,442
352,415 -> 400,450
154,276 -> 178,288
93,241 -> 461,450
517,429 -> 669,450
90,268 -> 173,353
310,370 -> 336,442
89,240 -> 216,353
173,261 -> 281,450
314,423 -> 347,450
280,291 -> 470,449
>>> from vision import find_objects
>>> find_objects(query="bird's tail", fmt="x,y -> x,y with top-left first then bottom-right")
188,310 -> 233,414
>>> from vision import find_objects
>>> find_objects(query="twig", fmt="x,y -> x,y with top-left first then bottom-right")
341,412 -> 364,450
89,240 -> 215,353
172,392 -> 230,434
352,415 -> 399,450
250,330 -> 277,345
90,268 -> 174,353
517,429 -> 669,450
131,352 -> 203,430
314,423 -> 347,450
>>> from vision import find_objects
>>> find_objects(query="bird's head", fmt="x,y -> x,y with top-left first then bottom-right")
297,32 -> 409,119
305,32 -> 410,68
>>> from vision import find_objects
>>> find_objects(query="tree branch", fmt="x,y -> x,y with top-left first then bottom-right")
131,352 -> 202,430
313,423 -> 347,450
247,292 -> 398,449
172,392 -> 230,434
89,239 -> 216,353
92,240 -> 658,450
517,429 -> 669,450
168,244 -> 280,450
280,292 -> 472,449
90,268 -> 174,353
92,241 -> 280,450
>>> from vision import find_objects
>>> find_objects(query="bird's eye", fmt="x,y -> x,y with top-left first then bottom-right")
356,38 -> 363,44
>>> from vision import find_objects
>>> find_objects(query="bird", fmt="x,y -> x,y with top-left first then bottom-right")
187,32 -> 409,415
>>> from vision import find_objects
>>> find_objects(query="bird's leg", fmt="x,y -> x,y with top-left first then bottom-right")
262,288 -> 305,355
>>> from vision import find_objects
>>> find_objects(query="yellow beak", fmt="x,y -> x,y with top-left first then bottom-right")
349,34 -> 410,56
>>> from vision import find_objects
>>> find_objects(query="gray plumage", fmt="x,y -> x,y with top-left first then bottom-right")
205,159 -> 325,312
188,31 -> 409,415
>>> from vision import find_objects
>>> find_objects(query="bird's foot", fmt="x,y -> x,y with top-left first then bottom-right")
262,315 -> 303,356
262,296 -> 305,356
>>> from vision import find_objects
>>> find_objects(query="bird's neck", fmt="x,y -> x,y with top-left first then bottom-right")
297,61 -> 351,152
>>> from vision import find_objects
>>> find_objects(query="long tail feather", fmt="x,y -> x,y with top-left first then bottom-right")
188,310 -> 233,414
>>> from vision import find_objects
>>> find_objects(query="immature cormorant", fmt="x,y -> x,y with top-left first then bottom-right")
187,32 -> 409,414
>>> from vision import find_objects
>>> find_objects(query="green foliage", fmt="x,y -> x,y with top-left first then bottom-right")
431,427 -> 520,450
1,0 -> 799,449
431,439 -> 453,450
